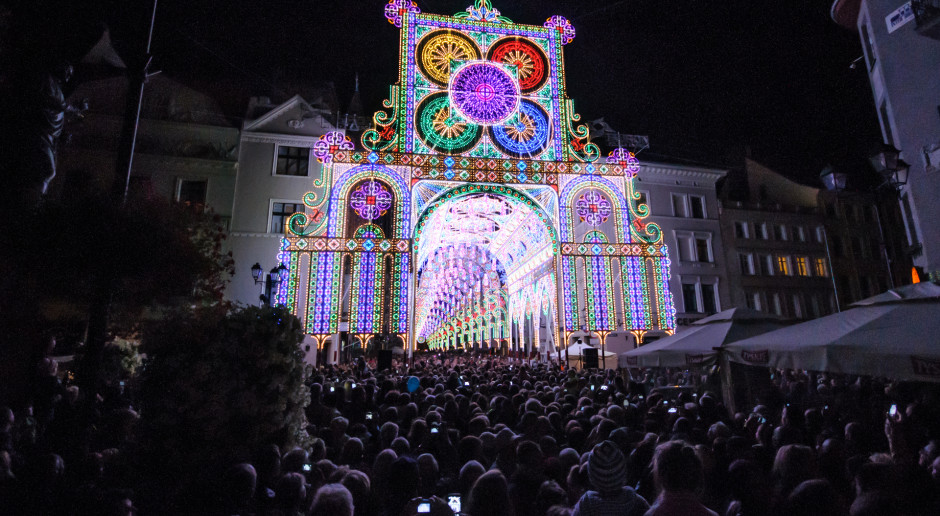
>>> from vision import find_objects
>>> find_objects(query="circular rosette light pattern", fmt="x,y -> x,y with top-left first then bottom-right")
416,30 -> 482,86
544,15 -> 576,45
449,62 -> 519,126
350,180 -> 393,221
486,38 -> 549,94
576,190 -> 612,226
415,92 -> 483,154
487,99 -> 550,158
608,147 -> 641,177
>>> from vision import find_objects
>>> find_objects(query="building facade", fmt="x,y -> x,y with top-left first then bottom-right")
226,95 -> 342,307
634,162 -> 731,328
60,75 -> 240,217
720,159 -> 837,319
818,186 -> 912,308
831,0 -> 940,279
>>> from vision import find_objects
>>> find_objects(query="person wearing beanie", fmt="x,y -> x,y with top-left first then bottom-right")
571,440 -> 650,516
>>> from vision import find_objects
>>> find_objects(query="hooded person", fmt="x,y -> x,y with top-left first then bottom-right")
571,440 -> 650,516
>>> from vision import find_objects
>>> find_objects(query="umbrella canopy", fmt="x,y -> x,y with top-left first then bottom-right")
620,308 -> 787,368
724,283 -> 940,382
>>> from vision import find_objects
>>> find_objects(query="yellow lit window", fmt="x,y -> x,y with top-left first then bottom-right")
777,256 -> 790,276
815,258 -> 829,277
796,256 -> 809,276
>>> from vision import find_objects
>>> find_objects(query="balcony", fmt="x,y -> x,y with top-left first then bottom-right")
914,0 -> 940,40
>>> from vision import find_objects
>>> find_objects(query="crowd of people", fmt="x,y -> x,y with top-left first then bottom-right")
2,351 -> 940,515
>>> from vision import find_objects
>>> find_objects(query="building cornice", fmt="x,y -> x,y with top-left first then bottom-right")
637,162 -> 727,184
241,132 -> 322,147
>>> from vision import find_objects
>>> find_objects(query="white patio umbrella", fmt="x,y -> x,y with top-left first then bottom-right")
620,308 -> 787,368
723,282 -> 940,382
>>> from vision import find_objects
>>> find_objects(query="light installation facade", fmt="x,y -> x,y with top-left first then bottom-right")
276,0 -> 676,356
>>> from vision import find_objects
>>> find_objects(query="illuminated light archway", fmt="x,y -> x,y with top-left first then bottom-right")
275,1 -> 677,360
413,184 -> 558,350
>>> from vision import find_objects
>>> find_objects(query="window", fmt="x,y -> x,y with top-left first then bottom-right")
270,201 -> 305,233
792,294 -> 803,319
814,257 -> 829,277
676,234 -> 692,261
671,194 -> 706,218
774,224 -> 788,241
776,255 -> 791,276
745,292 -> 762,311
815,226 -> 826,244
759,254 -> 774,276
681,280 -> 719,314
701,284 -> 718,314
754,222 -> 767,240
795,256 -> 809,277
734,221 -> 750,239
689,196 -> 706,219
682,283 -> 699,313
879,99 -> 894,146
900,193 -> 920,246
810,295 -> 821,319
739,253 -> 756,275
838,276 -> 853,302
636,191 -> 649,209
860,21 -> 876,70
695,237 -> 712,263
275,145 -> 311,176
177,179 -> 207,206
770,293 -> 782,316
794,226 -> 806,242
676,232 -> 712,263
672,194 -> 688,218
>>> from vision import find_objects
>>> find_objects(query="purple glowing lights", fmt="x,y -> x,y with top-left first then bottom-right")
449,62 -> 519,126
350,180 -> 393,221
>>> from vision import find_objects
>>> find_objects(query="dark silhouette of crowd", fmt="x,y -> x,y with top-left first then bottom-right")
2,350 -> 940,515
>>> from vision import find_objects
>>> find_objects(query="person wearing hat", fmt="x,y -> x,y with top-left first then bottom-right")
571,440 -> 650,516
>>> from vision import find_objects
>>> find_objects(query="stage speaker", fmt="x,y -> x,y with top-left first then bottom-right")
377,349 -> 393,371
583,348 -> 599,369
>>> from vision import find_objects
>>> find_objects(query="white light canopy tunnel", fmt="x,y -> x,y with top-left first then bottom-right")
414,189 -> 557,352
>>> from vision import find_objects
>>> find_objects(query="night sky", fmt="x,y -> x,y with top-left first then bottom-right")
137,0 -> 881,183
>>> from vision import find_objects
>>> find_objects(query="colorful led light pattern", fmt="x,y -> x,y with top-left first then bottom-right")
276,2 -> 676,351
313,131 -> 355,164
607,147 -> 641,177
576,191 -> 612,226
449,62 -> 519,125
488,100 -> 551,158
544,15 -> 575,45
350,180 -> 393,220
487,38 -> 548,93
416,93 -> 482,154
385,0 -> 420,28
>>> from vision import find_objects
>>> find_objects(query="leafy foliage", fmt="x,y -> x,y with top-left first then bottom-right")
99,337 -> 142,384
136,305 -> 311,494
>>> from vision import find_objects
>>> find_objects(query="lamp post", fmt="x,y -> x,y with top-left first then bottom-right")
251,262 -> 288,306
870,144 -> 910,288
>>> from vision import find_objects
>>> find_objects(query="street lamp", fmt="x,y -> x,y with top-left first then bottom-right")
250,262 -> 287,305
869,143 -> 910,190
820,166 -> 848,192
